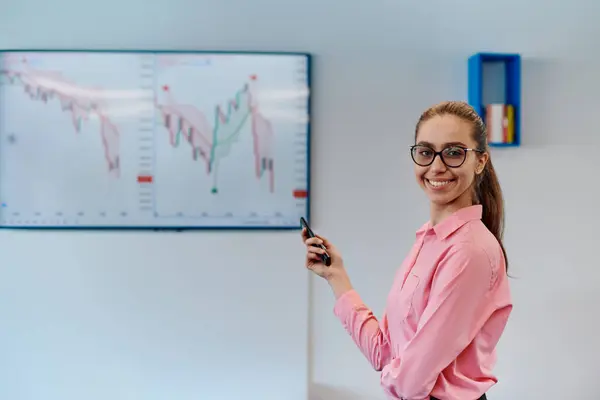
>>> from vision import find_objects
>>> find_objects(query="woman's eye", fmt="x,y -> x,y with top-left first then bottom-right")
445,148 -> 464,157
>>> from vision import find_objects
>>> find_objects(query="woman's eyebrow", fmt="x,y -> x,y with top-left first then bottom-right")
416,141 -> 468,147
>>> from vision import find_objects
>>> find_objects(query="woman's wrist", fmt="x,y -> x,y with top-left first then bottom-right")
327,270 -> 353,300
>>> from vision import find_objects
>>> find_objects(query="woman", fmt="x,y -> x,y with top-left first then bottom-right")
302,101 -> 512,400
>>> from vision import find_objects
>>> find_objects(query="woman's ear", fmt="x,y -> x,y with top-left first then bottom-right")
476,152 -> 489,175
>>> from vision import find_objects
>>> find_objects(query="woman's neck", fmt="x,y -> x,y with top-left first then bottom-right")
430,195 -> 474,226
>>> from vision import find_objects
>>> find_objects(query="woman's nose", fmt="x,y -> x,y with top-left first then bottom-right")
429,154 -> 447,172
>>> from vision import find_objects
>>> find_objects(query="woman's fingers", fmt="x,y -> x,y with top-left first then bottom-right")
301,229 -> 337,276
307,253 -> 321,261
304,237 -> 323,246
306,245 -> 325,254
301,229 -> 334,250
301,228 -> 308,241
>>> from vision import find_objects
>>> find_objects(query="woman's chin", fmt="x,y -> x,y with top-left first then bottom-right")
428,193 -> 454,205
425,187 -> 458,205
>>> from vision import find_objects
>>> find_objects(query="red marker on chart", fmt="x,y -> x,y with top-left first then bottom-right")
137,175 -> 153,183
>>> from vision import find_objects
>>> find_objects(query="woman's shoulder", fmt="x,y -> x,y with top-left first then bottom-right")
444,221 -> 506,279
451,219 -> 502,254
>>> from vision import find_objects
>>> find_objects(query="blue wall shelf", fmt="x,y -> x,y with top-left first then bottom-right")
468,52 -> 521,147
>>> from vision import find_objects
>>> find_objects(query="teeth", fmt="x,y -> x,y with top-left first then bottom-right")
428,180 -> 451,187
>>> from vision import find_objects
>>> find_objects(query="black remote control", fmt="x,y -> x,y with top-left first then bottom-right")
300,217 -> 332,266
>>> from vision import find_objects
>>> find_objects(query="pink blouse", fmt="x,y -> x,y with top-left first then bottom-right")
333,205 -> 512,399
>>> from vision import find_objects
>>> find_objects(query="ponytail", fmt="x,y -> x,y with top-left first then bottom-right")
476,160 -> 508,272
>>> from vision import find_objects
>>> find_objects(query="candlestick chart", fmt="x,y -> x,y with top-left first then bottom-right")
155,77 -> 275,195
0,59 -> 121,176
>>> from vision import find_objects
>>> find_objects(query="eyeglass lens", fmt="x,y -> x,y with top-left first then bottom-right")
411,145 -> 466,167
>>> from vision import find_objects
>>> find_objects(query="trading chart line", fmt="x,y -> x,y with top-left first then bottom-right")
154,74 -> 275,194
0,58 -> 276,194
0,58 -> 121,176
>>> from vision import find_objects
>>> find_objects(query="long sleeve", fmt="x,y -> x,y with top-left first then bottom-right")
333,289 -> 393,371
381,243 -> 494,400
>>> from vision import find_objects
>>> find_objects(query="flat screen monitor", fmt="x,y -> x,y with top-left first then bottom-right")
0,50 -> 311,229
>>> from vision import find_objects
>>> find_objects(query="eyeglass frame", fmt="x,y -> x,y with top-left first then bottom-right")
409,144 -> 484,168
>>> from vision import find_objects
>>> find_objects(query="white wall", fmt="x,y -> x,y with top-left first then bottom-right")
2,0 -> 600,399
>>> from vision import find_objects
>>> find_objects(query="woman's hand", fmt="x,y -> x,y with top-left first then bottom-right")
302,228 -> 353,299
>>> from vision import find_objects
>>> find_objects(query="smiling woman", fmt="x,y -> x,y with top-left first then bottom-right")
413,101 -> 508,270
302,100 -> 512,400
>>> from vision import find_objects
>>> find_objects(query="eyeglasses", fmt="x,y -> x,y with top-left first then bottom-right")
410,145 -> 483,168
